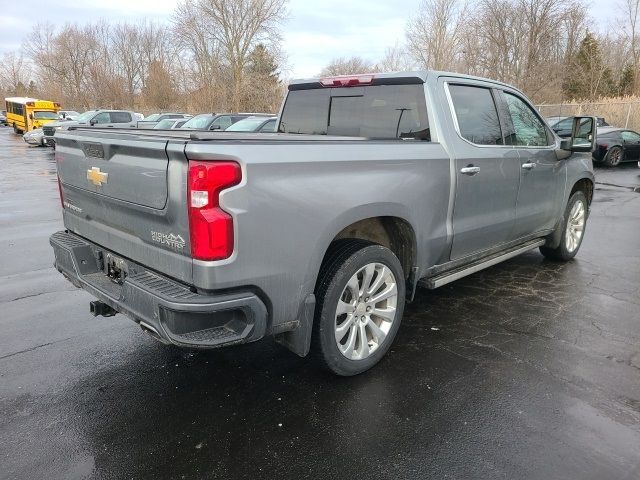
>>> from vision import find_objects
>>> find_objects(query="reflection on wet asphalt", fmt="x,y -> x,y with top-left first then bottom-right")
0,127 -> 639,479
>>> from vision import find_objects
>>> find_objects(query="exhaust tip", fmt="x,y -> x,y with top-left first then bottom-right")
140,321 -> 171,344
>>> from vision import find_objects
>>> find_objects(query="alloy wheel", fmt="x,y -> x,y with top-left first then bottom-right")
334,262 -> 398,360
565,200 -> 585,253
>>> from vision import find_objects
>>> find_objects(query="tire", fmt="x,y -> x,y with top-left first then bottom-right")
312,239 -> 406,376
603,146 -> 623,167
13,124 -> 18,134
540,191 -> 588,261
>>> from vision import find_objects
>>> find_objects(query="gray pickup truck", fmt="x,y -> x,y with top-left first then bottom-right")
49,71 -> 596,375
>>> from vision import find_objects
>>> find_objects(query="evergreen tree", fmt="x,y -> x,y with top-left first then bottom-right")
617,64 -> 635,96
247,43 -> 279,80
563,32 -> 614,100
241,44 -> 281,112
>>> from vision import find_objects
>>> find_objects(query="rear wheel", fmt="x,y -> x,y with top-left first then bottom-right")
603,146 -> 623,167
540,191 -> 588,261
312,240 -> 405,376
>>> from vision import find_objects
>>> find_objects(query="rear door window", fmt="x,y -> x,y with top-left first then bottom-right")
110,112 -> 132,123
279,84 -> 429,139
448,84 -> 503,145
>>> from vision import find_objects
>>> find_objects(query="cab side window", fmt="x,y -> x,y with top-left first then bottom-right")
211,116 -> 233,130
448,84 -> 503,145
554,117 -> 573,131
110,112 -> 132,123
259,119 -> 277,132
621,130 -> 640,142
501,92 -> 551,146
92,112 -> 110,124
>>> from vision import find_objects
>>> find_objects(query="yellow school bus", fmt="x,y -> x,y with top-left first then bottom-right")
5,97 -> 60,133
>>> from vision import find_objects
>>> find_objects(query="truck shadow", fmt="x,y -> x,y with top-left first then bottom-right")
59,251 -> 606,478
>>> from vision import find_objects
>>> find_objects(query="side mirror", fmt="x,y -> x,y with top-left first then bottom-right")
560,116 -> 596,152
210,124 -> 221,130
89,118 -> 97,126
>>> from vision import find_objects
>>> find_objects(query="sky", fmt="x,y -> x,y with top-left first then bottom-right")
0,0 -> 623,79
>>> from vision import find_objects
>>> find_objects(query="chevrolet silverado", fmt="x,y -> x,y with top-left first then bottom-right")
50,71 -> 596,375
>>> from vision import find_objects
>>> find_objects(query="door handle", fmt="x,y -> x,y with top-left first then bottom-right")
460,166 -> 480,176
522,162 -> 536,170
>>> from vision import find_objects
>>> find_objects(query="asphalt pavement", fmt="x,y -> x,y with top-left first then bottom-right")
1,127 -> 639,479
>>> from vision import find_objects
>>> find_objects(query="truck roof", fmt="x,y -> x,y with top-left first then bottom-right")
289,70 -> 519,92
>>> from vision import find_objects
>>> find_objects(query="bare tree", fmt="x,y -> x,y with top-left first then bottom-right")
620,0 -> 640,91
406,0 -> 468,71
0,52 -> 32,95
376,44 -> 415,72
319,56 -> 375,76
174,0 -> 288,112
24,23 -> 103,108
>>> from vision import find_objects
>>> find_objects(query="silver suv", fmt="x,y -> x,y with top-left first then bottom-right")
43,110 -> 137,146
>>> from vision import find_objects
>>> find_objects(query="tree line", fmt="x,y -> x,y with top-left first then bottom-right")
0,0 -> 638,114
0,0 -> 286,113
324,0 -> 640,104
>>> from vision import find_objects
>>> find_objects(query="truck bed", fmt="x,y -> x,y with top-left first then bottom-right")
66,126 -> 372,143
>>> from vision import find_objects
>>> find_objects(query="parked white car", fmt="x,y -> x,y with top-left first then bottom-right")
58,110 -> 80,121
23,128 -> 46,146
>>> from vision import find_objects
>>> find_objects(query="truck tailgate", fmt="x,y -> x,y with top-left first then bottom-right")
55,130 -> 193,283
57,132 -> 169,208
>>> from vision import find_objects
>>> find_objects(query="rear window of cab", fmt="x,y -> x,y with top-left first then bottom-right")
279,84 -> 430,140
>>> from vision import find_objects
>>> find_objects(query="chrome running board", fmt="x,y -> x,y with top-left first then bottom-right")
421,238 -> 546,289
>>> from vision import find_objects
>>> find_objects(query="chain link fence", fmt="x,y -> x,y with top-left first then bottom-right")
537,99 -> 640,131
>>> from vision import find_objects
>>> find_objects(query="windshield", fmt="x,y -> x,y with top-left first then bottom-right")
153,119 -> 176,129
144,114 -> 161,121
33,111 -> 59,120
225,117 -> 271,132
75,111 -> 97,122
179,114 -> 213,129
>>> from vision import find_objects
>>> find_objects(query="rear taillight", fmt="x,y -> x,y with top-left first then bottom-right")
55,152 -> 63,208
187,160 -> 241,261
57,176 -> 64,208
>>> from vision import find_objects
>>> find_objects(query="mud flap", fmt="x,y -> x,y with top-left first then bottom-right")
275,294 -> 315,357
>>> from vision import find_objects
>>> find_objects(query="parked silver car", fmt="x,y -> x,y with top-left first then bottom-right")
138,113 -> 192,129
152,118 -> 190,129
224,116 -> 278,132
43,110 -> 137,146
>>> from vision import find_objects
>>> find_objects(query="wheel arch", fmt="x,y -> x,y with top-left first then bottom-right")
274,207 -> 418,358
570,177 -> 594,205
329,216 -> 417,280
545,174 -> 594,250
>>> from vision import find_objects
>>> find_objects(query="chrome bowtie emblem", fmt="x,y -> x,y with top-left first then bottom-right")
87,167 -> 108,186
